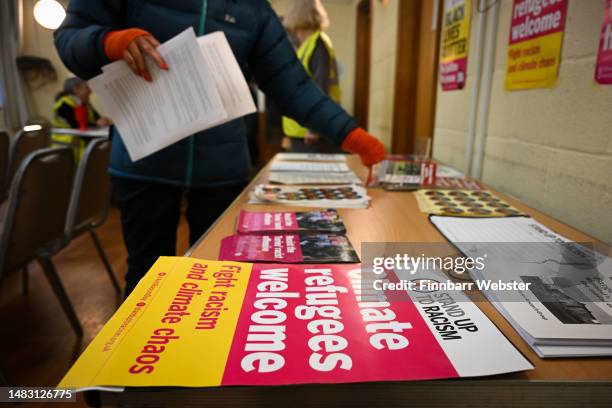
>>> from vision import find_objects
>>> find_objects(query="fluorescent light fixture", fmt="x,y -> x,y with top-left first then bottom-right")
33,0 -> 66,30
24,124 -> 43,131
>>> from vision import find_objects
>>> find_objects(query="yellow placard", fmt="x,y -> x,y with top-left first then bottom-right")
505,31 -> 563,90
440,0 -> 472,90
59,257 -> 252,389
440,0 -> 472,63
505,0 -> 568,90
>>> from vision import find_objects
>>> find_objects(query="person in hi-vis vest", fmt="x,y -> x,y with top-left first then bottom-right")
282,0 -> 342,153
52,77 -> 111,159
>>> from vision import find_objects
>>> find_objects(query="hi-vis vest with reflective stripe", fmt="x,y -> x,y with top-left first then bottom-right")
283,31 -> 341,138
52,94 -> 96,129
51,95 -> 94,159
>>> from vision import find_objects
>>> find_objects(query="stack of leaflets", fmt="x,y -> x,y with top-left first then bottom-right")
219,233 -> 360,263
270,161 -> 351,173
431,215 -> 612,357
268,171 -> 362,185
223,209 -> 358,263
249,184 -> 371,209
237,209 -> 346,234
269,153 -> 362,186
373,157 -> 475,191
274,153 -> 347,162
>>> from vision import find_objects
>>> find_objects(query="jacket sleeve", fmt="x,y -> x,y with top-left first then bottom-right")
54,0 -> 125,80
248,1 -> 356,146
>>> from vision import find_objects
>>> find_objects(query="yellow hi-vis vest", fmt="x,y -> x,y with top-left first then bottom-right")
282,31 -> 341,138
51,95 -> 95,159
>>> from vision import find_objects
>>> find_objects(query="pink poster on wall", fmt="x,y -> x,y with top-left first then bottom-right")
596,0 -> 612,84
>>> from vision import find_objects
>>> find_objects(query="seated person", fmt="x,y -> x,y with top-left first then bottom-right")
51,77 -> 111,159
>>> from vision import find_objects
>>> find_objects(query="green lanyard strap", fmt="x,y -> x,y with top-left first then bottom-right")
198,0 -> 208,35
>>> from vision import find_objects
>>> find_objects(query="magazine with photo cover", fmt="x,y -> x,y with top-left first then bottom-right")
237,210 -> 347,234
220,233 -> 360,263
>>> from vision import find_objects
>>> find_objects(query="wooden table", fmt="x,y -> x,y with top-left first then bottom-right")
92,156 -> 612,408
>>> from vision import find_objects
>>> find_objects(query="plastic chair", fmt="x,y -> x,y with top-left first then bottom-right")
0,146 -> 82,336
0,130 -> 9,201
63,139 -> 120,293
6,126 -> 49,188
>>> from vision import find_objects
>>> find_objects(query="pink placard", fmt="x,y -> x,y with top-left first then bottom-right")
221,264 -> 457,386
596,0 -> 612,84
220,234 -> 304,263
508,0 -> 567,45
237,210 -> 299,234
440,57 -> 468,91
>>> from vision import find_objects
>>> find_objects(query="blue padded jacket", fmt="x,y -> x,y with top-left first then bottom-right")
54,0 -> 356,187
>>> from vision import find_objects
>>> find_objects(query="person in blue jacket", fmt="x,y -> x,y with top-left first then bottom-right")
55,0 -> 385,296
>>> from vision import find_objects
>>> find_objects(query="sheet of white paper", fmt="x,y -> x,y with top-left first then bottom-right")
89,28 -> 227,161
196,32 -> 256,126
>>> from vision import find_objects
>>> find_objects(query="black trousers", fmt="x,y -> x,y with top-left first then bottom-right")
112,177 -> 245,297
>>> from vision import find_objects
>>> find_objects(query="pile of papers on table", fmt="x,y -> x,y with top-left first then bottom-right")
431,216 -> 612,357
268,153 -> 362,185
249,184 -> 371,209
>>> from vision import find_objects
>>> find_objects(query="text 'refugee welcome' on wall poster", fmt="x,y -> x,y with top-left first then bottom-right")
59,257 -> 532,390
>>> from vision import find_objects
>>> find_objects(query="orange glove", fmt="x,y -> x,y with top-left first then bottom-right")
104,28 -> 150,61
104,29 -> 168,81
341,127 -> 386,166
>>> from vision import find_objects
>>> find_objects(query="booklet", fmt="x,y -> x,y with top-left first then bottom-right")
59,257 -> 532,389
90,28 -> 255,161
249,184 -> 370,209
219,233 -> 360,263
237,210 -> 347,234
430,216 -> 612,357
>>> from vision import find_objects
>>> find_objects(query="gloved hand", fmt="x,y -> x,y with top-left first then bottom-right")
341,127 -> 386,166
104,28 -> 168,81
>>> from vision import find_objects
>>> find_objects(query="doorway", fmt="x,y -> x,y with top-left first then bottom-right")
392,0 -> 442,156
353,0 -> 372,130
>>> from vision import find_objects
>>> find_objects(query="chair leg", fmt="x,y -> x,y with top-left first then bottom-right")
37,257 -> 83,337
22,265 -> 29,295
89,229 -> 121,293
0,367 -> 9,386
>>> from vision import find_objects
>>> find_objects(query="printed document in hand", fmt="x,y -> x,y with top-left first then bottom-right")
90,28 -> 255,161
430,216 -> 612,357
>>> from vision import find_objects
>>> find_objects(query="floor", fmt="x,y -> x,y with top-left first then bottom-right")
0,208 -> 190,407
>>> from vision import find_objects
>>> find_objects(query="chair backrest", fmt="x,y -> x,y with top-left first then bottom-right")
7,126 -> 49,185
0,147 -> 75,280
64,139 -> 111,244
0,130 -> 9,200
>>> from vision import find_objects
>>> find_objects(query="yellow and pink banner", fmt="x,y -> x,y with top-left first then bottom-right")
505,0 -> 568,90
440,0 -> 472,91
59,257 -> 531,389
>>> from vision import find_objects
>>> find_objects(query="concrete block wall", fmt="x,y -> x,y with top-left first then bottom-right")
367,0 -> 399,149
433,0 -> 612,243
